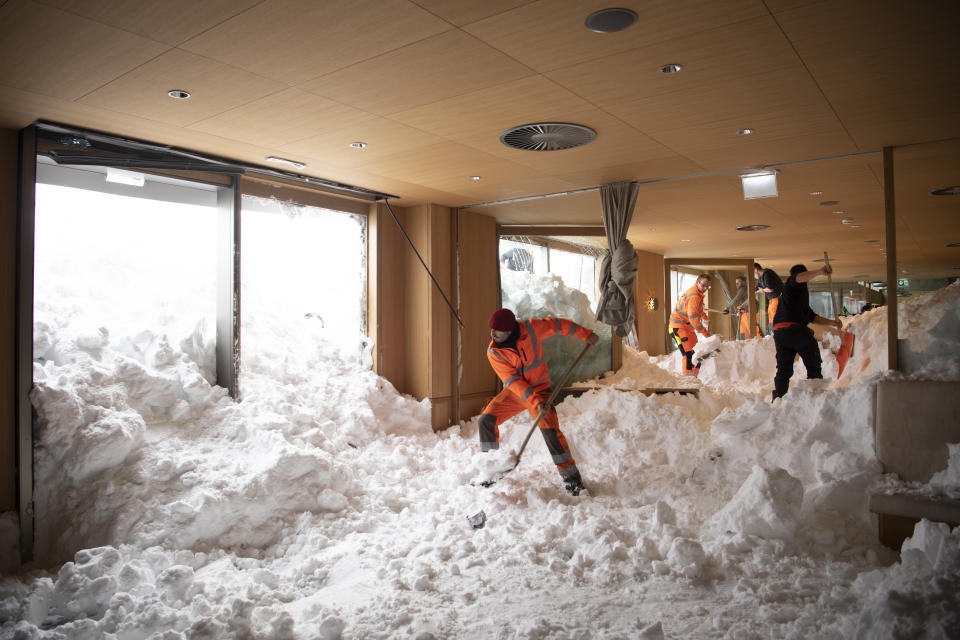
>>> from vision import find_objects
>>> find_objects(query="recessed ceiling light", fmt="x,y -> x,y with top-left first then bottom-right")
819,201 -> 840,206
585,8 -> 638,33
947,242 -> 960,247
832,210 -> 846,214
809,191 -> 823,196
660,63 -> 683,74
849,224 -> 862,228
265,156 -> 306,169
469,176 -> 481,181
167,89 -> 191,99
681,239 -> 691,242
350,142 -> 367,149
736,224 -> 771,231
737,128 -> 754,136
930,186 -> 960,196
841,219 -> 854,224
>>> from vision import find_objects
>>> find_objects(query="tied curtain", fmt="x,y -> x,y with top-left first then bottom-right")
595,181 -> 639,337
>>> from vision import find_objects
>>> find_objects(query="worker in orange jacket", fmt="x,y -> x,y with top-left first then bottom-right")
479,308 -> 598,496
668,274 -> 711,376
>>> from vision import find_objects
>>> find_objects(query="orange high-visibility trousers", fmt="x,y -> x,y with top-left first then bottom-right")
477,387 -> 578,477
669,325 -> 701,376
738,311 -> 763,339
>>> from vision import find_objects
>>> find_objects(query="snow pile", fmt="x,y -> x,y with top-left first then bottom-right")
2,268 -> 959,637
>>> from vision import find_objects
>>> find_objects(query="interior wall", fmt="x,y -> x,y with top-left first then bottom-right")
456,210 -> 499,420
403,204 -> 455,430
0,128 -> 15,512
368,201 -> 407,393
633,249 -> 665,356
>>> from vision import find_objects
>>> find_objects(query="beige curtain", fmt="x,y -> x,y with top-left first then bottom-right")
594,181 -> 639,337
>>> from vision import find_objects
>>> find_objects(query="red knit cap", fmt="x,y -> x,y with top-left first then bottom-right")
488,308 -> 517,331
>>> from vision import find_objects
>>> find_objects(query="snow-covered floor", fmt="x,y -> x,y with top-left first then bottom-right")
2,276 -> 959,639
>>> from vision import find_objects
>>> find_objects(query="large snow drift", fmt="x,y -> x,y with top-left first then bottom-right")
2,275 -> 959,639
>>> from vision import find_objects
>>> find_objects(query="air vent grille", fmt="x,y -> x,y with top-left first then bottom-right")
500,123 -> 596,152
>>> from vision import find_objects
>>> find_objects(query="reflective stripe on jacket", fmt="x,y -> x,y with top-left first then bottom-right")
669,285 -> 708,335
487,318 -> 593,409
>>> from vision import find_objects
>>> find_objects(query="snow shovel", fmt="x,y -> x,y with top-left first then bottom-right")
823,252 -> 855,376
476,340 -> 594,486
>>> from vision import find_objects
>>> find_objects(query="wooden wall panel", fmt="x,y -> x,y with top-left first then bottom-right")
0,128 -> 16,511
428,205 -> 454,424
457,210 -> 499,414
369,202 -> 407,393
404,205 -> 431,399
633,249 -> 666,356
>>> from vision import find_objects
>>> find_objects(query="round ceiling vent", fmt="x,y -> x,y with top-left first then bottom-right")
585,8 -> 638,33
500,123 -> 597,152
736,224 -> 770,231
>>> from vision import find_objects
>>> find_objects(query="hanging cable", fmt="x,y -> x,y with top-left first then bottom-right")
382,199 -> 464,327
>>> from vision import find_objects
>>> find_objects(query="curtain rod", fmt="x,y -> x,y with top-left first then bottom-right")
461,149 -> 881,209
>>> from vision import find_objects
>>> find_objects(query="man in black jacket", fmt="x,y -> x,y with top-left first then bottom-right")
771,264 -> 842,400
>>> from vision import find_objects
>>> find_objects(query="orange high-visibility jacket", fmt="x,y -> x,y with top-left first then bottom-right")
669,285 -> 709,335
487,318 -> 594,409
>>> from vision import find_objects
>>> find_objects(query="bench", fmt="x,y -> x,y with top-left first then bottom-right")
869,380 -> 960,549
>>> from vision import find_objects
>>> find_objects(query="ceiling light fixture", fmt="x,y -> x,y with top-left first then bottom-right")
349,142 -> 367,149
681,239 -> 691,242
737,128 -> 754,136
167,89 -> 191,100
740,170 -> 778,199
736,224 -> 771,231
265,156 -> 306,170
930,186 -> 960,196
585,8 -> 638,33
832,210 -> 846,214
105,167 -> 145,187
809,191 -> 823,196
946,242 -> 960,247
469,176 -> 481,181
841,219 -> 854,224
819,200 -> 840,206
660,63 -> 683,74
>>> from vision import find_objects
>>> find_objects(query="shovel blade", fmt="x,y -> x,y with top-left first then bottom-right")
837,332 -> 855,377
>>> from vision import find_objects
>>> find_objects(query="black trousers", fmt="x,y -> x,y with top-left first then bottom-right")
773,324 -> 822,400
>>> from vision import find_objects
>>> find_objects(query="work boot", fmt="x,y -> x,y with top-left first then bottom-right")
563,471 -> 585,496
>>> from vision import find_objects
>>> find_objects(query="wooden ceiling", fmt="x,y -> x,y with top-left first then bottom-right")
1,0 -> 958,282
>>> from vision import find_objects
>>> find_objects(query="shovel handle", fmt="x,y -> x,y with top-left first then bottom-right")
823,251 -> 840,321
515,339 -> 594,460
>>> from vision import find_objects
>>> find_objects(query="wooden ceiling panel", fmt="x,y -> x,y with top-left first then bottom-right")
546,16 -> 800,112
776,0 -> 960,149
33,0 -> 263,45
603,66 -> 849,162
189,88 -> 375,148
358,141 -> 571,196
299,30 -> 536,117
0,0 -> 169,100
278,117 -> 446,168
389,75 -> 671,171
78,49 -> 287,127
413,0 -> 532,27
464,0 -> 766,73
180,0 -> 451,86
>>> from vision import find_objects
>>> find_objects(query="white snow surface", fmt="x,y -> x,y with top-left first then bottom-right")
2,280 -> 960,639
